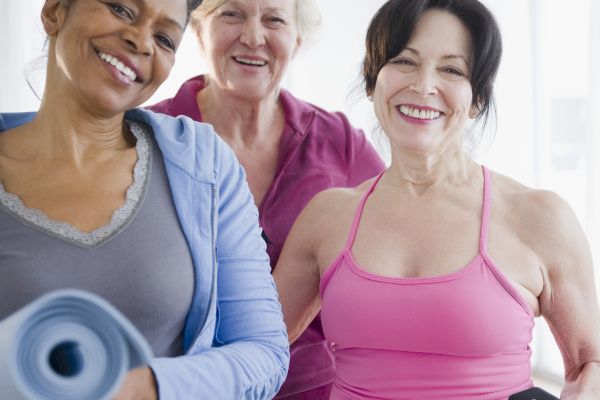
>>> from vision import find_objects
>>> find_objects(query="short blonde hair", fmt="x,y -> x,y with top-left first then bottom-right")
190,0 -> 322,44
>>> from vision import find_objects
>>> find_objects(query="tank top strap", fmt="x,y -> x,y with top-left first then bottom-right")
479,165 -> 492,253
343,170 -> 386,251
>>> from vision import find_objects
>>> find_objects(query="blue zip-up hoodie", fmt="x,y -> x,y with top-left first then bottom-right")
0,109 -> 290,399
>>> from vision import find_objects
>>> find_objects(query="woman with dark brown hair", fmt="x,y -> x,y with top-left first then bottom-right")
275,1 -> 600,398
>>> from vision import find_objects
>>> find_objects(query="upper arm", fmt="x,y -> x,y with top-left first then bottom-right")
531,191 -> 600,378
212,139 -> 289,394
273,190 -> 335,343
214,138 -> 287,348
148,136 -> 289,400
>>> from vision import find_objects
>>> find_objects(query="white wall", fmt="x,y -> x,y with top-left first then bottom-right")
0,0 -> 46,112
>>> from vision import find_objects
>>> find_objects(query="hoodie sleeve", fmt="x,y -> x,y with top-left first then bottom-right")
0,112 -> 36,132
149,134 -> 290,399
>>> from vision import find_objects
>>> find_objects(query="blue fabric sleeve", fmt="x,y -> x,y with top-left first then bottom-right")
0,112 -> 36,131
149,137 -> 289,399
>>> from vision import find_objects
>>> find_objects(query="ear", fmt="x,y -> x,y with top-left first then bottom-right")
190,18 -> 206,50
291,34 -> 303,58
469,102 -> 481,119
366,87 -> 374,102
194,30 -> 207,55
41,0 -> 68,37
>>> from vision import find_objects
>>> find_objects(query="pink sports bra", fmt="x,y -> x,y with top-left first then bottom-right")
320,166 -> 535,400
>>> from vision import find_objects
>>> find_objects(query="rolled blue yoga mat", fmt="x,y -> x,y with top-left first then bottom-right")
0,289 -> 153,400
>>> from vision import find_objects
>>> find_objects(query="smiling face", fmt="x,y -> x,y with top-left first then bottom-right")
42,0 -> 187,115
373,9 -> 475,157
194,0 -> 301,101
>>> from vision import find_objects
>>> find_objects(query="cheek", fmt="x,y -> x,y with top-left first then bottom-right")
207,25 -> 237,52
451,83 -> 474,112
372,69 -> 396,116
271,33 -> 298,61
153,56 -> 176,86
462,92 -> 474,111
372,89 -> 394,132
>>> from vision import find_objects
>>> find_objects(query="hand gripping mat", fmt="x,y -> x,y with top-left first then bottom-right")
0,289 -> 153,400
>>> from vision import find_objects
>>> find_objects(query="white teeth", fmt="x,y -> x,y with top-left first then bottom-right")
98,51 -> 137,82
234,57 -> 266,66
399,105 -> 440,120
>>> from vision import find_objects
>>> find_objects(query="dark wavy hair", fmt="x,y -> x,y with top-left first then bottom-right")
363,0 -> 502,128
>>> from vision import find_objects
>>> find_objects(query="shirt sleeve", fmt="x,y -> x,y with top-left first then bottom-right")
340,113 -> 387,186
149,137 -> 290,399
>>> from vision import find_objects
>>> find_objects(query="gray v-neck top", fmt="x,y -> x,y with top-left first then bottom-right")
0,121 -> 194,357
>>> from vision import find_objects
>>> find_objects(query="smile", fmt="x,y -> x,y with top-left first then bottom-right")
398,105 -> 441,120
233,56 -> 267,67
98,51 -> 138,82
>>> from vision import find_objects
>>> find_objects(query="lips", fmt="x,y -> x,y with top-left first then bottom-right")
95,49 -> 143,84
233,56 -> 267,67
398,104 -> 442,120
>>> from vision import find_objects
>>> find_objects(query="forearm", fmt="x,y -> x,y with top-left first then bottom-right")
286,298 -> 320,344
150,340 -> 288,399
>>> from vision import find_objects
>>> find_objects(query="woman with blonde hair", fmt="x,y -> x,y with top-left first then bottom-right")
150,0 -> 385,398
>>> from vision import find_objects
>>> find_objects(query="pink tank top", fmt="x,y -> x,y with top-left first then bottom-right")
320,166 -> 535,400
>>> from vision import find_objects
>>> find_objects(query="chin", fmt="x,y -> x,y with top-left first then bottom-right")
81,83 -> 148,114
229,82 -> 274,100
86,95 -> 134,116
235,90 -> 271,102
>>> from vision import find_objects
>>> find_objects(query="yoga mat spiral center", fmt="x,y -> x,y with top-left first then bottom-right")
48,341 -> 84,377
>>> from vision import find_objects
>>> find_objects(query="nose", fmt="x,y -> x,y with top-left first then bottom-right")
240,18 -> 265,49
409,68 -> 438,97
122,26 -> 153,56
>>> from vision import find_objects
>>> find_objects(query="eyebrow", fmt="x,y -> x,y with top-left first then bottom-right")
404,47 -> 471,67
223,0 -> 287,14
133,0 -> 186,32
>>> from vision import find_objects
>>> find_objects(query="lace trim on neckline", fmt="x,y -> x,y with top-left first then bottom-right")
0,121 -> 152,249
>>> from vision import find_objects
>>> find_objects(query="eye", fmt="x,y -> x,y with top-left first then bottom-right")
442,66 -> 465,77
390,57 -> 417,72
391,57 -> 415,66
218,10 -> 244,23
107,2 -> 134,20
155,34 -> 176,51
264,16 -> 286,28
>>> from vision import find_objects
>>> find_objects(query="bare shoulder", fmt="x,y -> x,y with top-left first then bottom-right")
0,122 -> 37,162
0,124 -> 31,179
289,177 -> 376,254
489,170 -> 587,271
0,125 -> 19,156
491,170 -> 576,228
300,178 -> 375,222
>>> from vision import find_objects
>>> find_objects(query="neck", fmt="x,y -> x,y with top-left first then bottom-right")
196,78 -> 283,148
23,89 -> 131,167
385,146 -> 478,191
17,57 -> 136,166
